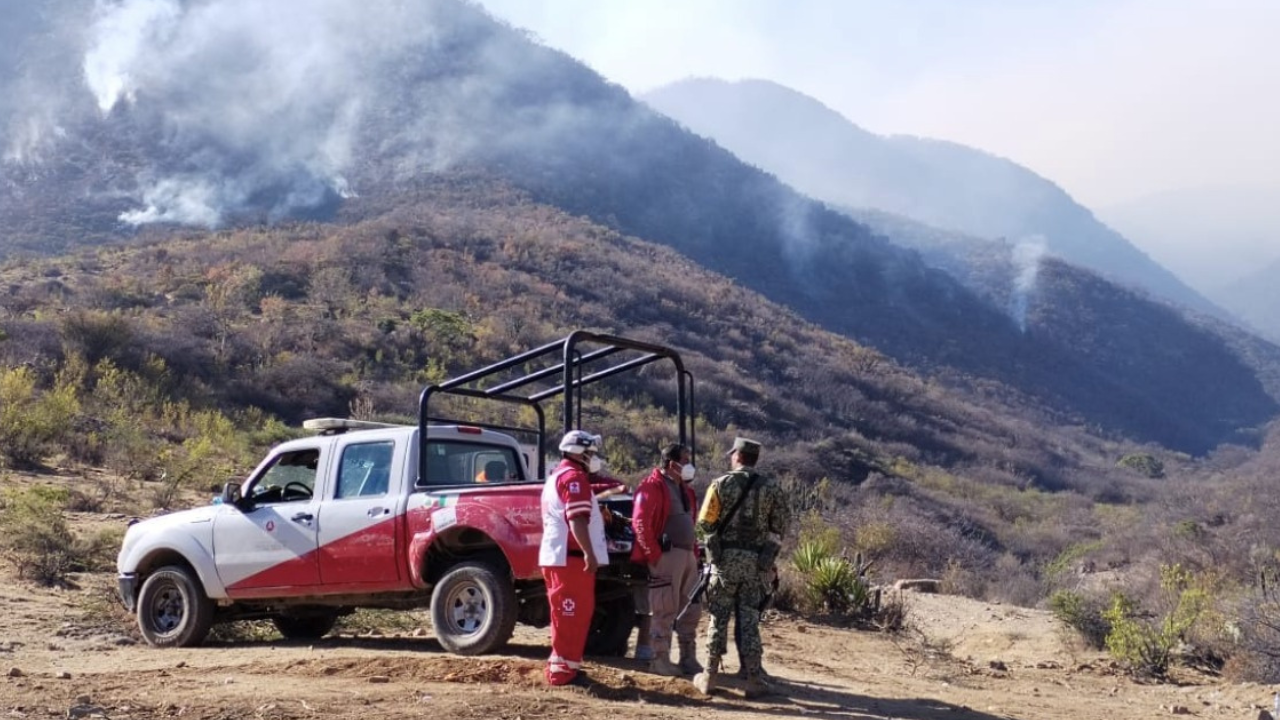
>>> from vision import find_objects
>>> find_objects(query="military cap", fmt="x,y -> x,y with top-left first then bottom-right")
726,436 -> 762,456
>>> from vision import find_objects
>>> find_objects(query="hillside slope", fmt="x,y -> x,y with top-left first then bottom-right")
0,178 -> 1108,485
1216,256 -> 1280,343
0,0 -> 1275,453
642,78 -> 1223,319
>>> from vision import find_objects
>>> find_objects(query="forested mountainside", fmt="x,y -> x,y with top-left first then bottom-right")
1217,256 -> 1280,343
0,0 -> 1276,454
2,178 -> 1163,579
8,176 -> 1280,613
847,206 -> 1280,413
642,78 -> 1223,319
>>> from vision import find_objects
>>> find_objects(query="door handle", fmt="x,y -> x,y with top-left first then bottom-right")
367,507 -> 390,517
291,512 -> 314,522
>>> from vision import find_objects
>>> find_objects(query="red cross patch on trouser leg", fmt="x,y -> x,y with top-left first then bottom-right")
543,563 -> 596,685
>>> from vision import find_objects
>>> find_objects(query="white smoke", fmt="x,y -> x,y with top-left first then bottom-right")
777,193 -> 818,266
2,0 -> 608,227
1009,236 -> 1047,331
83,0 -> 181,114
75,0 -> 450,227
119,176 -> 223,226
3,114 -> 68,165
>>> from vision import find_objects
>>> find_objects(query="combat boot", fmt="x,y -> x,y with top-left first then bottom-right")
743,671 -> 773,699
735,663 -> 771,680
649,654 -> 683,677
692,656 -> 720,696
678,641 -> 703,675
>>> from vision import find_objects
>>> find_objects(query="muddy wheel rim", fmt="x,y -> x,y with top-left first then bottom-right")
444,583 -> 488,635
149,583 -> 185,634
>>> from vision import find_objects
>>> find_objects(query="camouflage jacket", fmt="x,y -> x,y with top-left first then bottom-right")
696,468 -> 791,571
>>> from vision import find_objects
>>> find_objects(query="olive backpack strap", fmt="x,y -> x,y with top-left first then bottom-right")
713,471 -> 760,535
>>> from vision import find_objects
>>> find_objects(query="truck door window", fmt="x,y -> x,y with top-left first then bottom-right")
336,441 -> 394,499
251,449 -> 320,503
421,441 -> 524,486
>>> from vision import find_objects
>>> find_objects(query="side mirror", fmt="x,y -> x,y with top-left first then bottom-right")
220,481 -> 243,507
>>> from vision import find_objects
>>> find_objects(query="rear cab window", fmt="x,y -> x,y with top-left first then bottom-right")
420,440 -> 526,487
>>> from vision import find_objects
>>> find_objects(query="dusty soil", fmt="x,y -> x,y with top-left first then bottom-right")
0,473 -> 1276,720
3,570 -> 1279,720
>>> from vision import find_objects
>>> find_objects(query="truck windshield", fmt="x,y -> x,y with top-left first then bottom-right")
421,441 -> 525,486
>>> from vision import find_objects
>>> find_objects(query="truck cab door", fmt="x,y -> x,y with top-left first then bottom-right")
214,445 -> 327,594
316,438 -> 404,586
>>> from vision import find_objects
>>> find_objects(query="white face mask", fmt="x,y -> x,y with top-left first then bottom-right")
680,463 -> 696,481
588,455 -> 604,474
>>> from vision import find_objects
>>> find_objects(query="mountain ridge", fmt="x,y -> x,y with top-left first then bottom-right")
641,77 -> 1226,319
0,0 -> 1275,454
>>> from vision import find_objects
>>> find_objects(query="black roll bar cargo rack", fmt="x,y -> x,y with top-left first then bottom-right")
418,330 -> 695,484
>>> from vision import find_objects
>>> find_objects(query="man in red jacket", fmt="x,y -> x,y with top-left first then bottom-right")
631,443 -> 702,676
540,430 -> 609,686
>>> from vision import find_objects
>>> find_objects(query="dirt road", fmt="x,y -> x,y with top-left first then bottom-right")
2,572 -> 1276,720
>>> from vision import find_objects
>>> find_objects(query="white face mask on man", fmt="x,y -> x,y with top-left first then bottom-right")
588,454 -> 604,474
680,463 -> 696,481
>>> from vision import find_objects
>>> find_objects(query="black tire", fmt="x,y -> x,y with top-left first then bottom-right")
430,561 -> 518,655
586,591 -> 635,657
273,612 -> 338,640
137,565 -> 215,648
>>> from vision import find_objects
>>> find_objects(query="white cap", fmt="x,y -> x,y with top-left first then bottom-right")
558,430 -> 601,454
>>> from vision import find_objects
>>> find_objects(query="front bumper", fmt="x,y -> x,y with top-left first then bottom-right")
117,573 -> 138,613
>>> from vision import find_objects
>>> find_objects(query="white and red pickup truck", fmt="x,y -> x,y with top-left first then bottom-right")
117,331 -> 695,657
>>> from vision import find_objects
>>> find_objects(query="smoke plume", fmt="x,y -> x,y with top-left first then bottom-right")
2,0 -> 593,227
1009,236 -> 1047,331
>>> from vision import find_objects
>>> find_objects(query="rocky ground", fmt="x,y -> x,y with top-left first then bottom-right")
3,566 -> 1279,720
1,468 -> 1277,720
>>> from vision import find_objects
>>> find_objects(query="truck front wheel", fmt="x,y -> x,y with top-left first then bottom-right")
137,565 -> 215,648
430,561 -> 517,655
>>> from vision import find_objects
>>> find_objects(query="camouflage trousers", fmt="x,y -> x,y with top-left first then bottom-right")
704,571 -> 766,675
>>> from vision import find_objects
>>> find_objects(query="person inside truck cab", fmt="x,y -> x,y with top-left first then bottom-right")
475,459 -> 508,483
539,429 -> 609,686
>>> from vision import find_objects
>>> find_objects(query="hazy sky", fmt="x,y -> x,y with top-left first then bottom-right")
477,0 -> 1280,211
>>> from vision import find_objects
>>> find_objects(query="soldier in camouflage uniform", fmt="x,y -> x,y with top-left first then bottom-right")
692,437 -> 791,698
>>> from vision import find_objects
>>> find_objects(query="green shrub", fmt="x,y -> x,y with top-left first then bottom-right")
1049,589 -> 1111,649
793,539 -> 833,574
0,486 -> 80,585
78,527 -> 126,572
1116,453 -> 1164,479
1102,564 -> 1207,677
806,555 -> 872,615
790,526 -> 885,624
0,485 -> 121,584
0,367 -> 80,468
1103,593 -> 1175,677
1044,540 -> 1105,582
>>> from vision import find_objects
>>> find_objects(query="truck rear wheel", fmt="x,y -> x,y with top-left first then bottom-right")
137,565 -> 215,648
585,591 -> 635,657
431,561 -> 517,655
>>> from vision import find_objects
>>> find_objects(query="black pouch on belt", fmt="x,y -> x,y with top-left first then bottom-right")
659,533 -> 672,552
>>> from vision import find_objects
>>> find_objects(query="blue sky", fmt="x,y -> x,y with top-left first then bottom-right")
477,0 -> 1280,211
